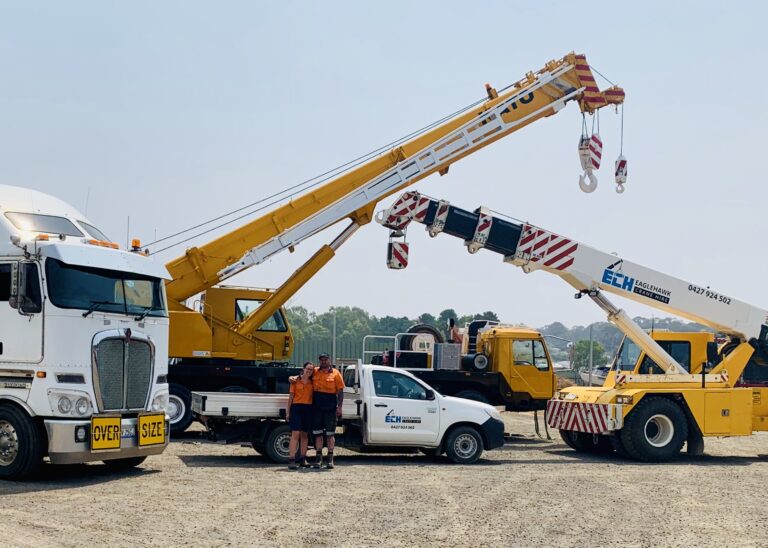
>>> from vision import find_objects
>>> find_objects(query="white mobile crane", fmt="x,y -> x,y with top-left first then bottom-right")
377,191 -> 768,462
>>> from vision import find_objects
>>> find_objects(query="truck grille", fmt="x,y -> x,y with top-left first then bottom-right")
93,336 -> 153,412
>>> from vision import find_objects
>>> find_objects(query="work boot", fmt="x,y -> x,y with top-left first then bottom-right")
288,460 -> 298,470
312,452 -> 323,469
325,453 -> 335,469
299,455 -> 310,468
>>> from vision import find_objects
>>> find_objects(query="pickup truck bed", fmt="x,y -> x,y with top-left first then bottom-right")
191,389 -> 362,419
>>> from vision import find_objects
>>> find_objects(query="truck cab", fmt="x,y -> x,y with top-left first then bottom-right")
0,184 -> 171,479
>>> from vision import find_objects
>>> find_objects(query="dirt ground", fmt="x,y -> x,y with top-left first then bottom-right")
2,413 -> 767,548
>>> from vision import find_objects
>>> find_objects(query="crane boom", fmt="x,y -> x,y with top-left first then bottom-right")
379,191 -> 768,378
164,53 -> 624,307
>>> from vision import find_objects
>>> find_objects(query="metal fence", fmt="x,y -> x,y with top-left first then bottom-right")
292,337 -> 363,367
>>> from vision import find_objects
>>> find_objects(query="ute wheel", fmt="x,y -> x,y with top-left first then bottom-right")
454,390 -> 490,404
445,426 -> 484,464
0,403 -> 44,481
168,383 -> 193,435
620,397 -> 688,462
399,324 -> 444,351
102,456 -> 147,471
560,430 -> 613,454
264,424 -> 292,464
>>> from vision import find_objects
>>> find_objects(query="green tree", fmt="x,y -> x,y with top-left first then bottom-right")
572,339 -> 608,370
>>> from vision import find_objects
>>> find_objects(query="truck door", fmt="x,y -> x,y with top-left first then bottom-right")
366,369 -> 439,444
0,262 -> 44,363
505,339 -> 554,400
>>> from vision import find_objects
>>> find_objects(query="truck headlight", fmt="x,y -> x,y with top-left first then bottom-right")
484,407 -> 503,421
151,390 -> 169,413
616,395 -> 633,405
47,389 -> 93,417
57,396 -> 73,414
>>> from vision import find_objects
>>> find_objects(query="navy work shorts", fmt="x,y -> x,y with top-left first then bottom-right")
312,407 -> 338,437
289,403 -> 313,432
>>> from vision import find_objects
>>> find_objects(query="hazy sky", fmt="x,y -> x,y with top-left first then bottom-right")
1,1 -> 766,328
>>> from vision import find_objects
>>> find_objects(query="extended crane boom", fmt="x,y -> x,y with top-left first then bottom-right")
379,191 -> 768,381
161,53 -> 624,362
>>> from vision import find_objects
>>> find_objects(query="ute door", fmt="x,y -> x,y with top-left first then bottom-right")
506,339 -> 554,400
0,262 -> 44,363
366,369 -> 439,444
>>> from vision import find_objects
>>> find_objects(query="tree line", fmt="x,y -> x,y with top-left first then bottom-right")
286,306 -> 711,368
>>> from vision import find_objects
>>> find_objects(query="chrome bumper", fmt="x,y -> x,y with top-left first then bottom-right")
44,416 -> 169,465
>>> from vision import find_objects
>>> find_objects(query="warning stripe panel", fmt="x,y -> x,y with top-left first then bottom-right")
546,401 -> 615,434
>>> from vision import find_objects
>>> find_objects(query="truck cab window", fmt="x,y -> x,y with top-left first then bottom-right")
234,299 -> 287,332
0,264 -> 10,301
20,263 -> 42,313
372,370 -> 427,400
513,340 -> 549,370
4,212 -> 83,237
638,341 -> 691,374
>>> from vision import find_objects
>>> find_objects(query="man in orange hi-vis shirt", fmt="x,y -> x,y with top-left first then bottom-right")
311,353 -> 345,469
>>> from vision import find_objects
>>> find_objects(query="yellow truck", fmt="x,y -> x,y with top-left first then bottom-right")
153,53 -> 624,432
377,191 -> 768,461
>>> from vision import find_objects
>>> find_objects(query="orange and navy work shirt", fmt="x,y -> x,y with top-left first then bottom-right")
312,367 -> 345,394
289,379 -> 314,405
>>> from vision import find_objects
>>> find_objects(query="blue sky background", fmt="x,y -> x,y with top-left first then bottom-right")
1,1 -> 766,327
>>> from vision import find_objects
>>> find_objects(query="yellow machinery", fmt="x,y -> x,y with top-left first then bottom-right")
159,53 -> 624,432
162,52 -> 624,362
376,191 -> 768,461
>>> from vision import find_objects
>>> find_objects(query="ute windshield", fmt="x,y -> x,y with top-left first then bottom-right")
45,258 -> 167,317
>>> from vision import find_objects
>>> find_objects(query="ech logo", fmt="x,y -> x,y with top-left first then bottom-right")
602,268 -> 635,292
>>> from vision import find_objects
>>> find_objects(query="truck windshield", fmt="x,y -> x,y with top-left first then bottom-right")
614,337 -> 641,371
5,212 -> 84,237
45,258 -> 167,317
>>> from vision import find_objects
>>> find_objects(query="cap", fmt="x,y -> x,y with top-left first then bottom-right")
318,352 -> 330,359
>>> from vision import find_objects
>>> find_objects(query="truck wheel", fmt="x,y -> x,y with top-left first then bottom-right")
400,324 -> 444,351
102,456 -> 147,471
168,383 -> 193,435
560,430 -> 613,454
454,390 -> 490,404
445,426 -> 484,464
468,353 -> 489,372
0,403 -> 44,481
264,424 -> 292,464
0,403 -> 43,480
620,397 -> 688,462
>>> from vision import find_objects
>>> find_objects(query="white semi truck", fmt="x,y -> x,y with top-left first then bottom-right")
0,185 -> 171,480
191,363 -> 506,464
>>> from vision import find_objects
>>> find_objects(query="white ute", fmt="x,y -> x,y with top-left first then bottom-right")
0,185 -> 171,480
192,364 -> 506,464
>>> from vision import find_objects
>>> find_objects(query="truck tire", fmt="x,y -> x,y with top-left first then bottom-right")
445,426 -> 484,464
102,456 -> 147,471
620,397 -> 688,462
0,403 -> 44,481
264,424 -> 292,464
467,353 -> 489,372
400,324 -> 444,351
454,390 -> 490,404
168,383 -> 193,435
559,430 -> 613,454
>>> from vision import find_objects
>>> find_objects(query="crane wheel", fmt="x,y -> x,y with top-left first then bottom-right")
168,384 -> 194,435
400,324 -> 444,351
559,430 -> 613,454
619,397 -> 687,462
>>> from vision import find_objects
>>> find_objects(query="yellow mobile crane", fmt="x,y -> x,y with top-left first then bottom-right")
157,53 -> 624,432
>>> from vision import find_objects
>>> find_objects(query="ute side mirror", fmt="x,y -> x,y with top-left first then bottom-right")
425,389 -> 435,401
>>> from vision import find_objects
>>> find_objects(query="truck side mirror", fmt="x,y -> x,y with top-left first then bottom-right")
425,389 -> 435,400
16,262 -> 42,315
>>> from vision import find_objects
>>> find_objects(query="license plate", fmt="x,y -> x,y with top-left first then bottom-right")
91,416 -> 122,450
138,413 -> 166,446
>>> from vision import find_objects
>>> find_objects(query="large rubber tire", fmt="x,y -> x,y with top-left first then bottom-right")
560,430 -> 614,454
264,424 -> 292,464
445,426 -> 484,464
399,324 -> 444,351
102,456 -> 147,471
468,353 -> 489,372
0,403 -> 44,481
168,383 -> 193,435
620,397 -> 688,462
454,390 -> 490,404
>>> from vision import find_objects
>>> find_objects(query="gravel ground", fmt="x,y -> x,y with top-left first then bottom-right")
2,413 -> 768,547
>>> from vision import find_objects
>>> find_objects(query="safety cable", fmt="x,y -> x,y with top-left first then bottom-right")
145,94 -> 489,254
588,65 -> 616,87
